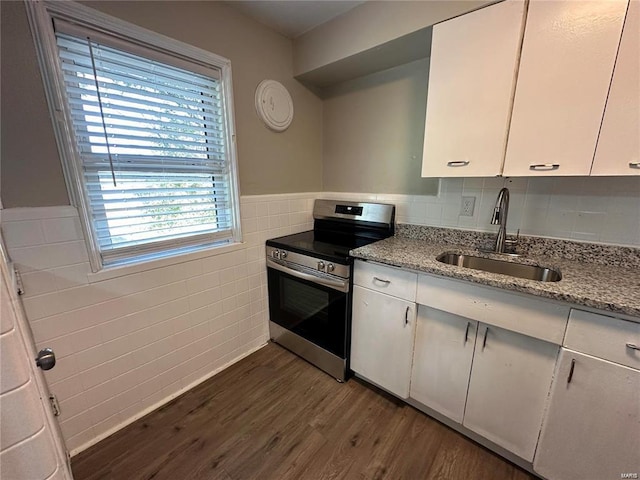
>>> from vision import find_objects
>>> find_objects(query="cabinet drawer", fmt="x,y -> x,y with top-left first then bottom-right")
416,274 -> 569,344
565,309 -> 640,370
354,261 -> 417,301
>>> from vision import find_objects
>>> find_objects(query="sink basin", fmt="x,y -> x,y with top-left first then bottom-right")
436,253 -> 562,282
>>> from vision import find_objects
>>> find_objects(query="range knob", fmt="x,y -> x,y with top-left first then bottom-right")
326,263 -> 335,272
280,250 -> 288,259
317,261 -> 325,271
272,249 -> 280,259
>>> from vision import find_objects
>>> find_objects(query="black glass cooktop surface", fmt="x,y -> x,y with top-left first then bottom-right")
266,230 -> 376,264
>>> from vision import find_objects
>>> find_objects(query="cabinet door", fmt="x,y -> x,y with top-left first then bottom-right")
592,0 -> 640,175
410,306 -> 477,423
463,324 -> 558,461
421,0 -> 525,177
350,285 -> 416,398
503,0 -> 628,176
534,349 -> 640,480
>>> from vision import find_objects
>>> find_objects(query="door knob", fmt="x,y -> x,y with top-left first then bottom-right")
35,348 -> 56,370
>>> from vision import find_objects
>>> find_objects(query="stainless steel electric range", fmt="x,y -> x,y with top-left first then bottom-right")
265,199 -> 395,381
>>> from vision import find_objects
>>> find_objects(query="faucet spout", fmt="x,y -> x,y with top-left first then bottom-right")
491,187 -> 510,254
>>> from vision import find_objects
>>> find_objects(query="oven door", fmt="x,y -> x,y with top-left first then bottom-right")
267,261 -> 349,359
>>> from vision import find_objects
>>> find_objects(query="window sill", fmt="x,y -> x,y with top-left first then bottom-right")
86,241 -> 246,284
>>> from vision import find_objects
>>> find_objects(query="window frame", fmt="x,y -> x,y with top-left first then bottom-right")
26,0 -> 242,272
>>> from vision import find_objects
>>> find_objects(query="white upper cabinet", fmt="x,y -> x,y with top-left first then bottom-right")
503,0 -> 629,176
591,0 -> 640,176
421,0 -> 526,178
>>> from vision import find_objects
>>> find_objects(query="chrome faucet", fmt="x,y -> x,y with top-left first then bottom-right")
491,187 -> 510,254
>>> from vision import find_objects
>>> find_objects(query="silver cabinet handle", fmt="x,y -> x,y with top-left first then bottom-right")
530,163 -> 560,171
626,343 -> 640,351
482,327 -> 488,351
464,322 -> 470,345
567,358 -> 576,384
404,306 -> 410,326
373,277 -> 391,284
447,160 -> 470,167
629,162 -> 640,169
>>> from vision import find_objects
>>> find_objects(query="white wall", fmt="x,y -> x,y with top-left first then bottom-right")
0,193 -> 316,454
0,249 -> 71,480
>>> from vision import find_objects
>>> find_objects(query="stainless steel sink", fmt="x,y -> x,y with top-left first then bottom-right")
436,253 -> 562,282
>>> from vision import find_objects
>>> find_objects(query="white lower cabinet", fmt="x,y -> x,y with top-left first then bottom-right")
409,303 -> 560,462
462,324 -> 559,461
410,306 -> 477,423
534,350 -> 640,480
352,263 -> 639,476
350,285 -> 416,398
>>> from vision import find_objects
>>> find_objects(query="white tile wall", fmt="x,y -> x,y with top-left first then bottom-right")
323,176 -> 640,247
1,178 -> 637,455
0,194 -> 316,455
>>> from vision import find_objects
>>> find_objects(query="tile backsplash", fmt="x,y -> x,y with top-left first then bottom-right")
1,176 -> 637,455
323,176 -> 640,247
0,193 -> 315,455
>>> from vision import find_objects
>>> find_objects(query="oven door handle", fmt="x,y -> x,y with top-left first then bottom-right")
267,259 -> 349,293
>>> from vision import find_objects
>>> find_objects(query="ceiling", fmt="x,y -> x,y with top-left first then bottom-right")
225,1 -> 366,38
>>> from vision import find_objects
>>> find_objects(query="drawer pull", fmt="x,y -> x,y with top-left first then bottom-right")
567,358 -> 576,384
529,163 -> 559,171
447,160 -> 470,167
464,322 -> 470,345
629,162 -> 640,169
404,306 -> 410,326
373,277 -> 391,284
626,343 -> 640,351
482,327 -> 489,351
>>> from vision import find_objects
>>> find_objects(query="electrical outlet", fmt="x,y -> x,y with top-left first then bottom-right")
460,196 -> 476,216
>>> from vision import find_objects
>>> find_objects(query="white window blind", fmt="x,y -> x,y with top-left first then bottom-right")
53,25 -> 236,265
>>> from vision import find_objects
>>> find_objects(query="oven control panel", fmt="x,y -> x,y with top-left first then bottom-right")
316,261 -> 335,273
335,205 -> 363,216
265,246 -> 350,279
313,199 -> 395,228
270,249 -> 287,260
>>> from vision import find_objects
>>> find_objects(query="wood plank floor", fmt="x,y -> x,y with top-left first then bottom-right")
71,343 -> 537,480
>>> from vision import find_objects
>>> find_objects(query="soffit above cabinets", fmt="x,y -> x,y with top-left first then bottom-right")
292,0 -> 497,88
224,1 -> 365,39
296,27 -> 433,90
228,1 -> 497,88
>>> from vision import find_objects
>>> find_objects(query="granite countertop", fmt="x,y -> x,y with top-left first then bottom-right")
350,228 -> 640,319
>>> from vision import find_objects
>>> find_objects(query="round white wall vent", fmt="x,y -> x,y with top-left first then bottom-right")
255,80 -> 294,132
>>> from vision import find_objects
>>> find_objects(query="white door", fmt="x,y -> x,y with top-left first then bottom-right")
591,0 -> 640,176
0,238 -> 73,480
410,306 -> 477,423
351,285 -> 416,398
421,0 -> 525,177
534,349 -> 640,480
503,0 -> 628,176
463,324 -> 558,461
